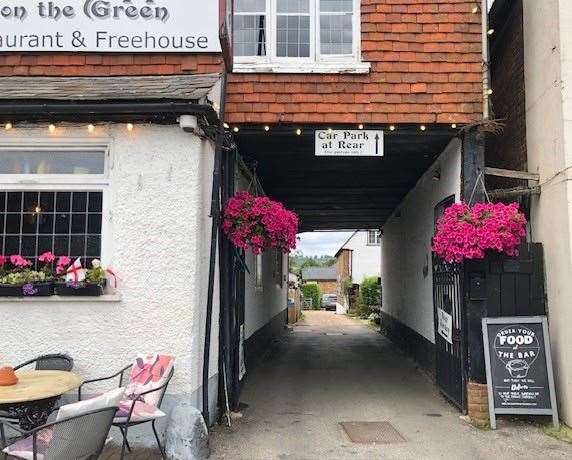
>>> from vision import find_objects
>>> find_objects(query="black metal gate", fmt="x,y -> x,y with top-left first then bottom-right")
433,258 -> 466,409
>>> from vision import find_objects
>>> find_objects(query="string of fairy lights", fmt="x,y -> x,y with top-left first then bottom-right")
3,122 -> 135,133
223,122 -> 460,135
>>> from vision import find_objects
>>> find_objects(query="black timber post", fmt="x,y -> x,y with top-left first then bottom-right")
461,128 -> 488,384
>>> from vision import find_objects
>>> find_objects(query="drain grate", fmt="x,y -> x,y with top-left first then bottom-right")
340,422 -> 406,444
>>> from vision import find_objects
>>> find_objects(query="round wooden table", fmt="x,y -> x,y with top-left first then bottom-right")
0,371 -> 82,430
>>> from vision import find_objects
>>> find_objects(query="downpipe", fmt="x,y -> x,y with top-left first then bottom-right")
202,70 -> 228,425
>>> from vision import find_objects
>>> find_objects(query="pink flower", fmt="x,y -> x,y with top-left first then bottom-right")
56,256 -> 71,267
38,251 -> 56,263
0,256 -> 5,266
432,201 -> 527,263
222,191 -> 299,255
55,256 -> 71,274
10,255 -> 32,268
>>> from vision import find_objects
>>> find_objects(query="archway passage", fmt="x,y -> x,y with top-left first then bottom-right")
234,124 -> 457,231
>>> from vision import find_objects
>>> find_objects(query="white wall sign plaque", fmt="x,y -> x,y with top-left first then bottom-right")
0,1 -> 221,52
315,130 -> 384,157
437,308 -> 453,345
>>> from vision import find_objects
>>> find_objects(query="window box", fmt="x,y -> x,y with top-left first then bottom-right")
0,281 -> 54,298
54,279 -> 106,297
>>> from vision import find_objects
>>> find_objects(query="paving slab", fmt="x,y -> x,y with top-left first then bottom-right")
210,311 -> 572,460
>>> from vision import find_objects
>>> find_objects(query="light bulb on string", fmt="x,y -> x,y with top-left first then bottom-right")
389,125 -> 396,131
358,124 -> 364,130
48,124 -> 56,133
420,125 -> 427,131
87,124 -> 95,133
296,128 -> 302,136
233,126 -> 240,133
4,122 -> 12,130
264,125 -> 270,132
127,123 -> 134,132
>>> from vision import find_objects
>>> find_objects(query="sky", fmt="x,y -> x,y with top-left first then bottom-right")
296,231 -> 355,257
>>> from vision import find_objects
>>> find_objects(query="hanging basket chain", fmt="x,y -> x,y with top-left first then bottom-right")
468,170 -> 492,205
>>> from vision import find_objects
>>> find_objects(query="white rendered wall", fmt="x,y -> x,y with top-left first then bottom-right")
381,139 -> 461,343
342,231 -> 381,283
244,250 -> 288,339
0,124 -> 220,429
523,0 -> 572,423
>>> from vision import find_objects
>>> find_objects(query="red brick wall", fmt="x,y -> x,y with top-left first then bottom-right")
0,53 -> 223,76
317,281 -> 337,295
226,0 -> 483,125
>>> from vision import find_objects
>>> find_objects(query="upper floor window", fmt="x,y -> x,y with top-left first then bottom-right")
367,230 -> 381,246
234,0 -> 361,67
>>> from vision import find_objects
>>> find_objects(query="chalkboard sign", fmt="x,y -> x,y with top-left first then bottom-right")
482,316 -> 559,429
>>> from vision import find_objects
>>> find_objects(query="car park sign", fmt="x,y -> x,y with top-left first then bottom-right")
315,130 -> 384,157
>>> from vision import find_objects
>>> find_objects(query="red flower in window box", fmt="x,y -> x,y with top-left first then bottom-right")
222,191 -> 299,255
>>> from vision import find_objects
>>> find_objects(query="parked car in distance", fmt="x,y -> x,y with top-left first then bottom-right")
321,294 -> 337,311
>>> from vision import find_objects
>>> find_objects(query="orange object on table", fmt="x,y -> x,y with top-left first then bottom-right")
0,367 -> 18,386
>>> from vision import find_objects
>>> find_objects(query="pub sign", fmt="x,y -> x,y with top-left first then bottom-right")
0,0 -> 221,52
482,316 -> 559,429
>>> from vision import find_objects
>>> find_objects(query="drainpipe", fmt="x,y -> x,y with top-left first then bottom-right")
202,70 -> 228,425
482,0 -> 491,120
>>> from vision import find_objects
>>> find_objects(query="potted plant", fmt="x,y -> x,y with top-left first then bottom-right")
54,259 -> 107,297
0,255 -> 54,297
222,191 -> 298,255
432,201 -> 527,263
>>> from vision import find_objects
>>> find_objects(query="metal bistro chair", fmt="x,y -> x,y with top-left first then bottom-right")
0,406 -> 117,460
78,363 -> 175,460
14,354 -> 74,372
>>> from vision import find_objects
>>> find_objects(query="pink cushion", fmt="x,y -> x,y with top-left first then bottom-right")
3,428 -> 52,460
114,399 -> 166,423
125,354 -> 174,407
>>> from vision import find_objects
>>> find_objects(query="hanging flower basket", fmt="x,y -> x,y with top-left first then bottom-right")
222,191 -> 299,254
432,201 -> 527,263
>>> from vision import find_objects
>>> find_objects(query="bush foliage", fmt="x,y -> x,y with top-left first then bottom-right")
357,276 -> 381,317
301,282 -> 321,310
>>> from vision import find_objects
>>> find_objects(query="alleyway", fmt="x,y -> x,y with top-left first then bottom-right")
210,311 -> 571,460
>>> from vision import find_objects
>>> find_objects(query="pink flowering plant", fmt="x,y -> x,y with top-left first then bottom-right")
432,201 -> 527,263
222,191 -> 299,255
0,253 -> 73,287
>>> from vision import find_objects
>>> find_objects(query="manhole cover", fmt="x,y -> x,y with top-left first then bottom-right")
340,422 -> 406,444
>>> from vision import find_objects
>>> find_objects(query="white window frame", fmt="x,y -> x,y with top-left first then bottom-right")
0,138 -> 112,266
234,0 -> 370,74
271,0 -> 315,65
367,230 -> 381,246
255,252 -> 264,291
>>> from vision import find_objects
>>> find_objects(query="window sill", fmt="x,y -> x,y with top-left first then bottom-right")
232,61 -> 371,74
0,294 -> 122,303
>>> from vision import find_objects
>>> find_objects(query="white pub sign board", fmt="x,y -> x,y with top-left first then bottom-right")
315,130 -> 384,157
0,0 -> 221,52
437,308 -> 453,345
